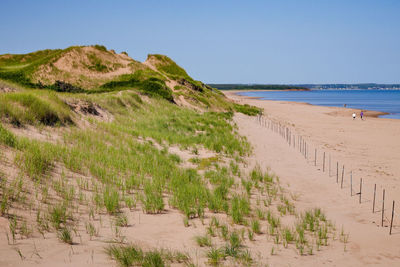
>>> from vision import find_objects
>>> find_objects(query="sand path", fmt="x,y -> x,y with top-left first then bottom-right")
226,91 -> 400,266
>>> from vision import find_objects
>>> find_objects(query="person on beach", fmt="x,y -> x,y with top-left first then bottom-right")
360,111 -> 364,120
352,112 -> 356,120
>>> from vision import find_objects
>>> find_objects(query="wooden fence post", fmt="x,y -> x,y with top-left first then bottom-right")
299,136 -> 301,151
336,162 -> 339,183
341,165 -> 344,188
382,189 -> 385,227
287,128 -> 289,143
329,155 -> 331,176
299,136 -> 301,152
350,173 -> 352,196
314,149 -> 317,166
306,143 -> 308,159
390,201 -> 395,235
373,184 -> 376,213
301,137 -> 303,153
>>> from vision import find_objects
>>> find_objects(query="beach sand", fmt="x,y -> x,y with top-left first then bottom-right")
225,90 -> 400,266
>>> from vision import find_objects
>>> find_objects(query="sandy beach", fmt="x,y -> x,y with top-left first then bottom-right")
225,90 -> 400,266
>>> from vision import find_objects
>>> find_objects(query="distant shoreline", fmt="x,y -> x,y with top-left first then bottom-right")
224,89 -> 310,93
227,90 -> 390,119
220,88 -> 310,92
210,83 -> 400,90
209,84 -> 310,91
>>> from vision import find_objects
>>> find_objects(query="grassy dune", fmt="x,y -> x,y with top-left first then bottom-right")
0,46 -> 344,266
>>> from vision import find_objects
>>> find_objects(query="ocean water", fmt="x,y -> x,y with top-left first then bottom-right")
238,89 -> 400,119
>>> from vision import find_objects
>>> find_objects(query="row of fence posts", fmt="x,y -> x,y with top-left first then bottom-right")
256,114 -> 396,235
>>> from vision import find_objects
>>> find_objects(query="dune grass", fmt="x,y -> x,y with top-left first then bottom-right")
105,244 -> 191,267
193,164 -> 338,265
0,90 -> 72,126
0,123 -> 16,147
0,90 -> 254,234
230,194 -> 250,224
0,47 -> 276,265
0,85 -> 341,265
195,234 -> 212,247
99,76 -> 173,101
131,100 -> 251,156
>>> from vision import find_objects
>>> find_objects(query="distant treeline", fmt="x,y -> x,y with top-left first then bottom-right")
209,83 -> 400,90
298,83 -> 400,89
209,84 -> 309,90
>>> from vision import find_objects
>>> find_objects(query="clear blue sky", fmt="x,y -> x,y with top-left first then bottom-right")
1,0 -> 399,84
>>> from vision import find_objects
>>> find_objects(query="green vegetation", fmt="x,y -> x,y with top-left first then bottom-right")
0,91 -> 72,126
233,103 -> 262,116
0,86 -> 256,247
230,194 -> 250,224
106,244 -> 144,267
105,244 -> 191,267
100,68 -> 165,89
87,53 -> 109,72
100,75 -> 173,101
93,44 -> 108,52
207,247 -> 225,266
85,222 -> 98,239
0,46 -> 344,266
141,78 -> 173,101
142,181 -> 164,214
132,105 -> 250,156
0,46 -> 113,91
0,123 -> 16,147
148,54 -> 190,79
48,203 -> 68,230
195,234 -> 212,247
191,163 -> 339,265
251,219 -> 261,234
0,49 -> 62,68
0,46 -> 263,117
0,48 -> 64,87
103,186 -> 120,214
57,227 -> 73,244
147,54 -> 212,95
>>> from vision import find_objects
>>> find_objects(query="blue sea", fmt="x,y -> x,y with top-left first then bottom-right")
238,89 -> 400,119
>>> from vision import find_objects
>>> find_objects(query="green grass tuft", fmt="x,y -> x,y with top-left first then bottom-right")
251,219 -> 261,234
233,103 -> 262,116
58,227 -> 73,244
230,194 -> 250,224
207,247 -> 225,266
0,124 -> 16,147
142,181 -> 164,214
106,244 -> 187,267
195,234 -> 212,247
103,186 -> 120,214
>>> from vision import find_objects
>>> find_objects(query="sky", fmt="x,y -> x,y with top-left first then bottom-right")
1,0 -> 399,84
